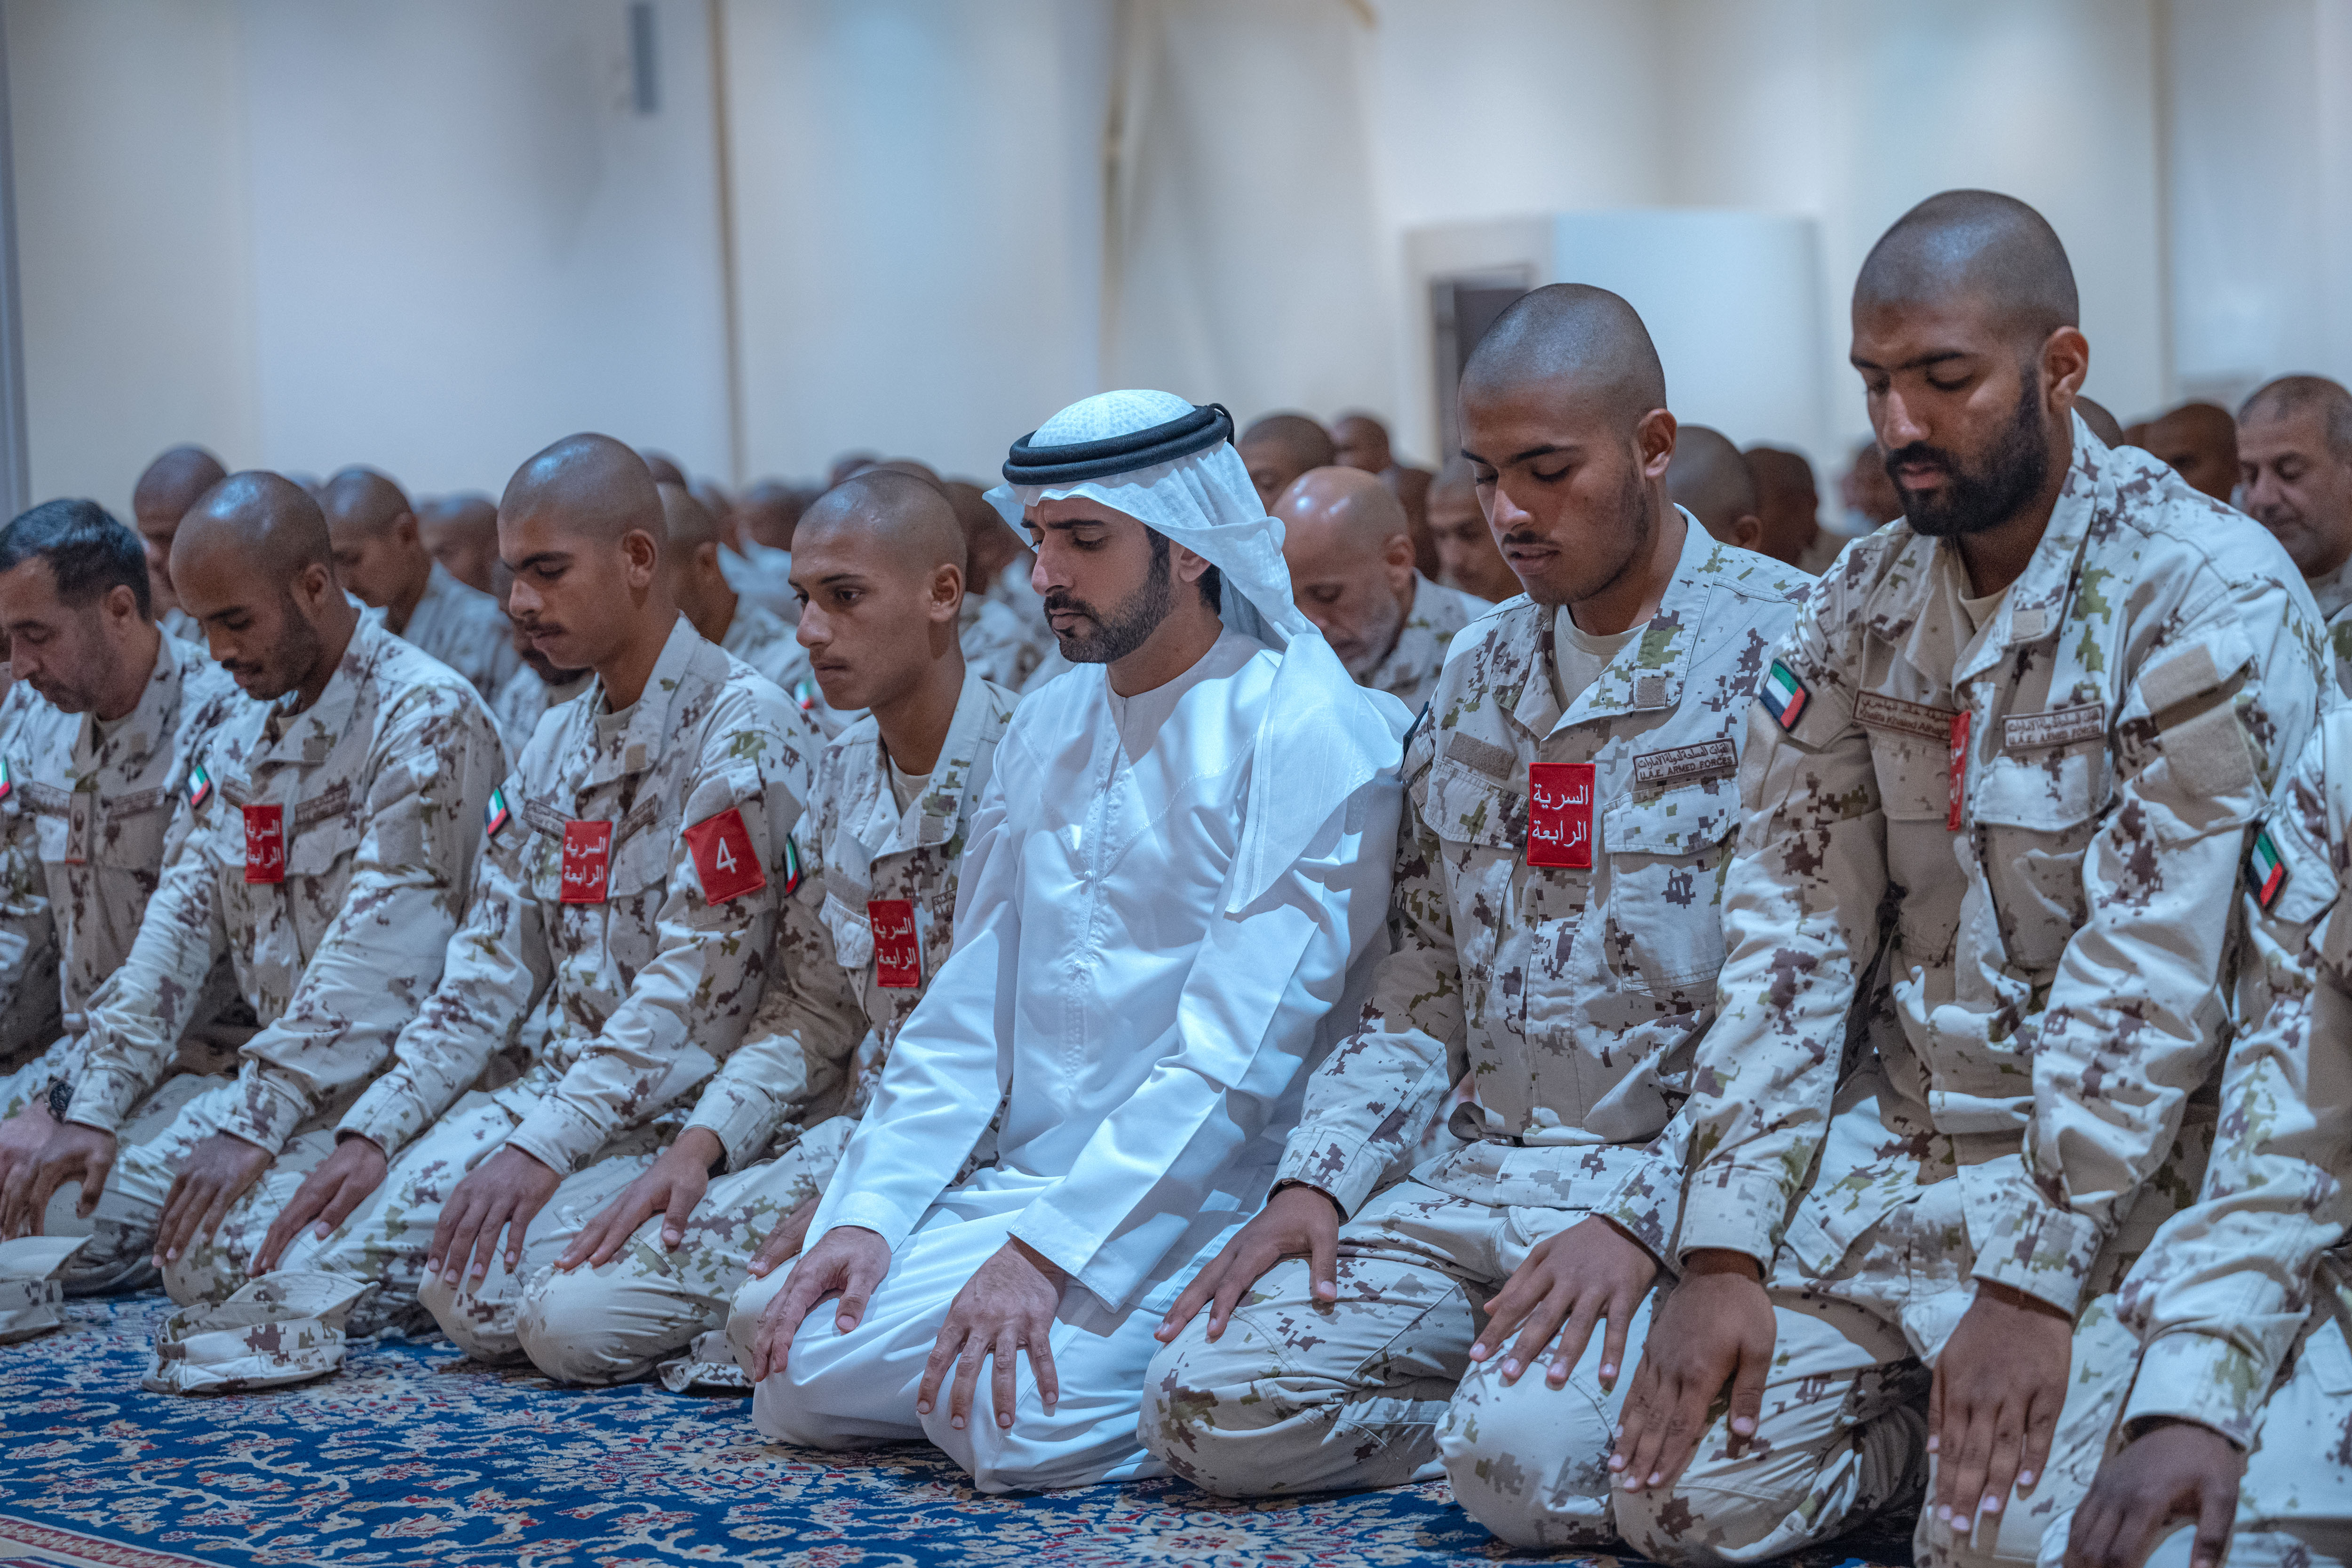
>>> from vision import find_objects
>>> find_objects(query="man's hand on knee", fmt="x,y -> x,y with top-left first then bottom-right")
20,1119 -> 116,1235
1610,1250 -> 1775,1493
751,1223 -> 890,1382
0,1105 -> 59,1236
2063,1420 -> 2242,1568
745,1195 -> 820,1279
557,1128 -> 721,1272
153,1132 -> 275,1266
1157,1180 -> 1341,1343
424,1145 -> 561,1289
1470,1215 -> 1656,1389
255,1133 -> 388,1274
1928,1280 -> 2071,1533
917,1237 -> 1068,1432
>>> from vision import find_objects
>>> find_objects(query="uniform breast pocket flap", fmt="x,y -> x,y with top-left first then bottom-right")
1968,745 -> 2108,835
1423,753 -> 1522,852
1603,780 -> 1738,859
281,786 -> 363,881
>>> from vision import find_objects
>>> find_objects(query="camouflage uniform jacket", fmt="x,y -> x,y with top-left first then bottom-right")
1656,422 -> 2330,1315
1360,573 -> 1490,715
960,592 -> 1047,693
683,669 -> 1018,1170
721,600 -> 852,738
490,666 -> 592,760
2303,554 -> 2352,700
398,561 -> 522,701
2112,708 -> 2352,1445
64,615 -> 506,1152
1275,522 -> 1809,1221
338,616 -> 822,1176
0,634 -> 251,1069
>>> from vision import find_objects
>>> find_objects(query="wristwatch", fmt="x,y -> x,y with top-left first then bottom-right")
44,1076 -> 71,1121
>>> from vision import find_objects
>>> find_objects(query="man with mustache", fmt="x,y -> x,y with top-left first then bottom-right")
1603,191 -> 2329,1568
509,470 -> 1017,1386
323,467 -> 519,701
485,556 -> 591,757
0,501 -> 250,1259
2236,377 -> 2352,696
1274,465 -> 1488,714
1141,286 -> 1806,1543
187,435 -> 819,1367
744,391 -> 1407,1491
4,472 -> 504,1301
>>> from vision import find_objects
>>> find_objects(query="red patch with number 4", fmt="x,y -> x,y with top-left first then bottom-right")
868,899 -> 920,988
243,804 -> 286,883
684,807 -> 766,904
561,820 -> 612,903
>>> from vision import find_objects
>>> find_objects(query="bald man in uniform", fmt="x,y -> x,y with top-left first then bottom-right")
1144,285 -> 1806,1532
322,467 -> 518,701
198,435 -> 818,1361
1334,410 -> 1440,579
8,472 -> 504,1299
1240,413 -> 1339,512
1275,466 -> 1486,713
1665,425 -> 1766,551
1426,454 -> 1520,605
2238,376 -> 2352,696
416,493 -> 501,596
2138,402 -> 2239,505
1745,446 -> 1842,574
131,445 -> 228,645
1604,191 -> 2326,1568
661,482 -> 846,734
510,472 -> 1020,1386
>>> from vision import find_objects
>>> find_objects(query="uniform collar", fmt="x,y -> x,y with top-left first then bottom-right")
584,614 -> 706,787
1510,505 -> 1713,738
72,629 -> 185,778
855,667 -> 1011,859
256,613 -> 380,769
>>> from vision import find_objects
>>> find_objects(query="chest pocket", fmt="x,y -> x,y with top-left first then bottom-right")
1868,731 -> 1951,823
284,782 -> 364,883
1421,753 -> 1534,1002
1970,746 -> 2110,974
1601,781 -> 1740,999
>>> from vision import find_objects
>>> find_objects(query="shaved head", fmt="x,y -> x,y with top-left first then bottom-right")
1332,412 -> 1394,474
502,432 -> 663,548
1745,446 -> 1824,568
945,478 -> 1025,583
1278,466 -> 1411,551
1276,466 -> 1418,676
178,471 -> 334,579
133,445 -> 229,528
1854,189 -> 2078,347
320,466 -> 413,537
1461,283 -> 1667,438
1664,426 -> 1760,545
2241,378 -> 2352,461
1239,414 -> 1339,509
796,470 -> 966,580
640,449 -> 687,486
658,482 -> 724,553
171,471 -> 353,704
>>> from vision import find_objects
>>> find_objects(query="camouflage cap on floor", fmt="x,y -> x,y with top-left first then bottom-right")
144,1271 -> 369,1394
0,1235 -> 88,1344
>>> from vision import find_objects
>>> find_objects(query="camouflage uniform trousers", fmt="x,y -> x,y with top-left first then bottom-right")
85,1077 -> 339,1299
162,1092 -> 520,1338
0,1042 -> 217,1263
1144,1178 -> 1656,1541
1612,1166 -> 2157,1568
415,1116 -> 678,1364
513,1114 -> 856,1386
2035,1310 -> 2352,1568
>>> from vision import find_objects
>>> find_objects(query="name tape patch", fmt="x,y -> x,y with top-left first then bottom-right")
868,898 -> 921,988
244,804 -> 286,884
1527,762 -> 1595,869
1633,738 -> 1738,789
561,820 -> 612,904
684,806 -> 767,905
2003,703 -> 2107,752
1856,691 -> 1959,741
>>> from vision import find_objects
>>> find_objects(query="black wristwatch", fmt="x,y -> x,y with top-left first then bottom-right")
44,1077 -> 71,1120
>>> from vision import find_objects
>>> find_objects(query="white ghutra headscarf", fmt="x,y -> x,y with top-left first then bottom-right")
987,389 -> 1410,913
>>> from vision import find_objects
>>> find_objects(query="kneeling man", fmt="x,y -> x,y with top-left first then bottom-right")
747,392 -> 1409,1491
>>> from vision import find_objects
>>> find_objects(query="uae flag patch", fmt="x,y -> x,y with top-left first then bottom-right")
0,758 -> 12,803
781,834 -> 802,895
2249,825 -> 2288,912
1762,660 -> 1809,732
483,787 -> 511,839
185,762 -> 210,809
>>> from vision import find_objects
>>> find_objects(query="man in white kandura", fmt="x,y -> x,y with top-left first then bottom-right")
744,392 -> 1410,1491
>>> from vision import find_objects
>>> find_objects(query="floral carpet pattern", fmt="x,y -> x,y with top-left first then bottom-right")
0,1297 -> 1913,1568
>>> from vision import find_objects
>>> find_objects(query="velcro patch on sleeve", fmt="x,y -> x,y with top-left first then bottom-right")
684,806 -> 768,905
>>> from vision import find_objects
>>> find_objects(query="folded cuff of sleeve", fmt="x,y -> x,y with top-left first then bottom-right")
1274,1130 -> 1385,1220
2120,1330 -> 2267,1449
217,1066 -> 313,1154
1673,1165 -> 1796,1267
1968,1184 -> 2104,1314
816,1191 -> 920,1256
682,1087 -> 780,1175
337,1077 -> 435,1160
63,1065 -> 143,1136
504,1098 -> 607,1178
1600,1151 -> 1689,1272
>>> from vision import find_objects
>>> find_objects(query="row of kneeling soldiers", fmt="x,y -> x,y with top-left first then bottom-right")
0,190 -> 2349,1568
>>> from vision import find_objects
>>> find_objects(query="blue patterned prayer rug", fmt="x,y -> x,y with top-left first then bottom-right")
1,1296 -> 1913,1567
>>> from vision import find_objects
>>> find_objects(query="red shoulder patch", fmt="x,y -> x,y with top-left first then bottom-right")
683,806 -> 767,904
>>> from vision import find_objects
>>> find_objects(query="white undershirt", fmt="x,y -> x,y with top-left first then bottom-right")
1552,606 -> 1641,710
888,758 -> 931,815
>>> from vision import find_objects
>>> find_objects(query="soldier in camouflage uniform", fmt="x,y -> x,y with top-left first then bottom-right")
323,466 -> 521,702
129,445 -> 228,650
11,473 -> 503,1299
515,475 -> 1015,1385
0,502 -> 252,1249
660,480 -> 853,736
224,436 -> 818,1361
1141,286 -> 1806,1544
1602,193 -> 2330,1568
2235,376 -> 2352,698
2049,712 -> 2352,1568
959,586 -> 1047,693
1274,465 -> 1491,716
